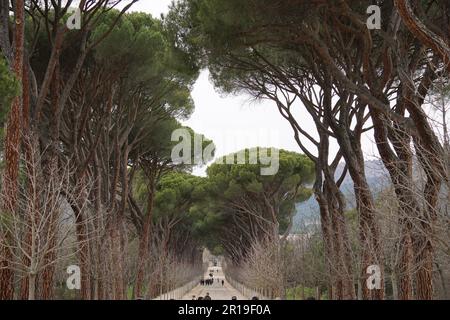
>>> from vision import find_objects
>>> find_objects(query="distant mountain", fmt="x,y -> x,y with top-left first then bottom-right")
292,160 -> 389,233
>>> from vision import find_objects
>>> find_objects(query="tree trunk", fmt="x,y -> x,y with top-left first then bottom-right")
40,65 -> 61,299
414,175 -> 441,300
113,144 -> 131,300
436,262 -> 448,299
355,177 -> 385,300
414,241 -> 434,299
28,273 -> 36,300
391,273 -> 398,300
0,0 -> 25,300
316,196 -> 336,299
342,143 -> 384,300
325,178 -> 356,300
19,51 -> 33,301
397,229 -> 413,300
315,286 -> 320,300
111,218 -> 125,300
394,0 -> 450,72
134,184 -> 155,298
93,155 -> 105,300
369,105 -> 415,300
404,67 -> 445,300
73,197 -> 91,300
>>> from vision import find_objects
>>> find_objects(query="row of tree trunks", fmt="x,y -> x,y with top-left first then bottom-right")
387,1 -> 450,299
264,75 -> 357,300
334,128 -> 384,300
404,63 -> 445,299
368,100 -> 415,300
322,78 -> 384,299
314,166 -> 355,300
269,80 -> 357,300
326,181 -> 356,300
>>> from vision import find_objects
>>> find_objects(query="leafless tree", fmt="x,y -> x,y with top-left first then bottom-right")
0,137 -> 94,299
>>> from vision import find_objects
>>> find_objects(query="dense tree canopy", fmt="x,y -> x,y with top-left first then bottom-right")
0,57 -> 18,118
195,149 -> 314,260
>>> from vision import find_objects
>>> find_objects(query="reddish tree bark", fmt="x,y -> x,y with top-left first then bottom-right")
134,184 -> 155,298
75,205 -> 91,300
39,62 -> 61,300
0,0 -> 25,300
394,0 -> 450,72
19,57 -> 33,300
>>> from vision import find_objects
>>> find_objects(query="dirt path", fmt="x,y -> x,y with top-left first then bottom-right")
181,266 -> 248,300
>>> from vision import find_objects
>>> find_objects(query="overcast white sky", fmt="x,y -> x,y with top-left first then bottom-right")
127,0 -> 380,176
123,0 -> 173,18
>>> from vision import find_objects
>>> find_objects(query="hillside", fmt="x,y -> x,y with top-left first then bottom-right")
293,160 -> 389,232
